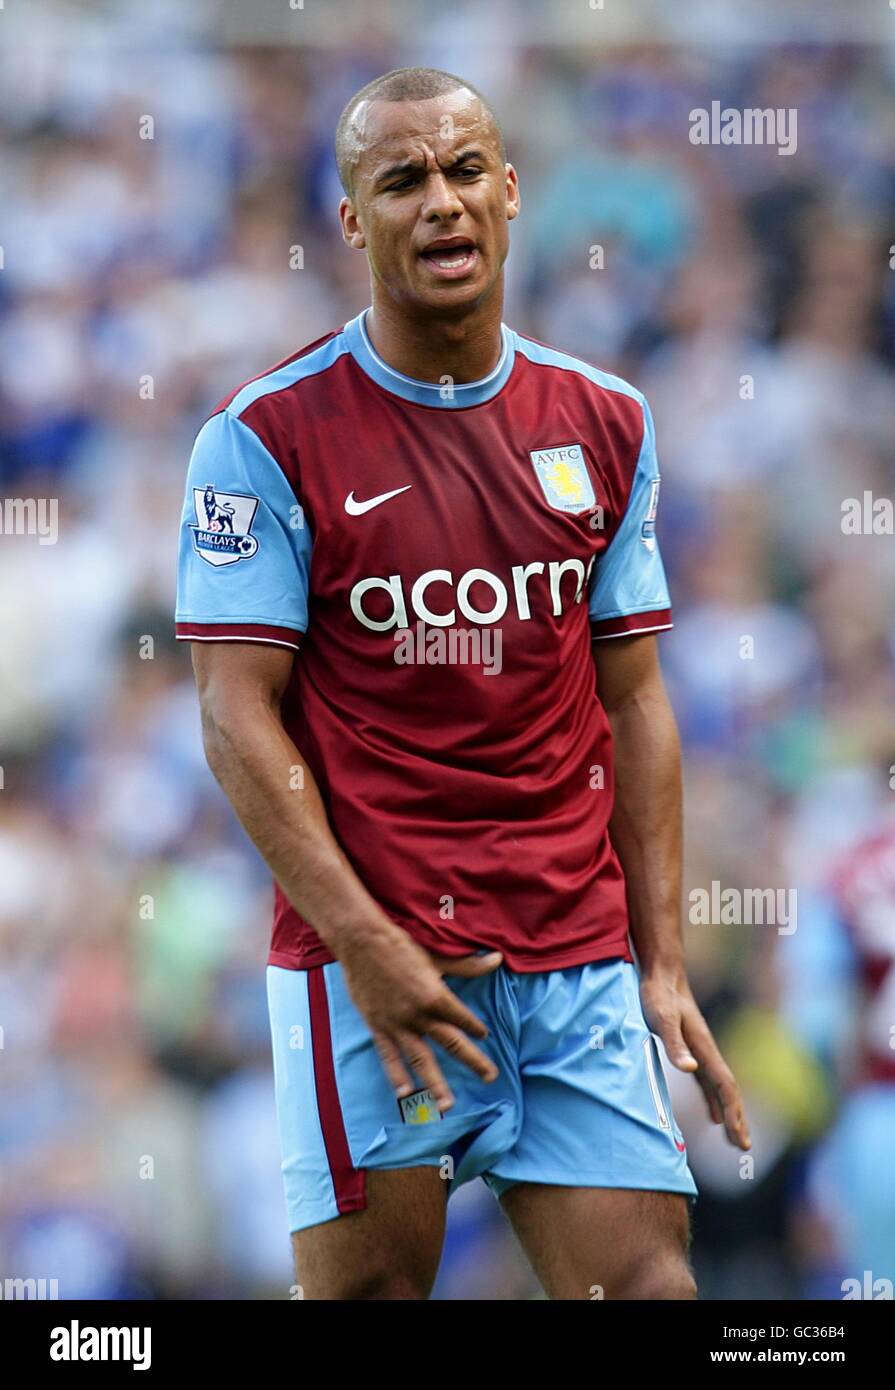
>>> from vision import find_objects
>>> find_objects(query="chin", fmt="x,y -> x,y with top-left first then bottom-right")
412,276 -> 490,317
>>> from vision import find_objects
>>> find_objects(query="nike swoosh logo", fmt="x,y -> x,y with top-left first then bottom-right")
344,485 -> 412,516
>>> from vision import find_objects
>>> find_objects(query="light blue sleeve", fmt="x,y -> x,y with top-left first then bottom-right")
175,410 -> 311,637
588,396 -> 671,625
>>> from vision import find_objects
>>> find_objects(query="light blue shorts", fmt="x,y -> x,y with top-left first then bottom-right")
266,955 -> 698,1233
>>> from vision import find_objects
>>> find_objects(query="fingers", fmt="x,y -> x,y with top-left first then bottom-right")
684,1017 -> 752,1148
704,1068 -> 751,1149
393,1030 -> 455,1112
380,1021 -> 498,1115
427,1021 -> 498,1083
695,1070 -> 725,1126
429,984 -> 491,1040
429,950 -> 504,979
371,1030 -> 415,1099
651,1017 -> 699,1073
372,984 -> 500,1113
656,997 -> 751,1150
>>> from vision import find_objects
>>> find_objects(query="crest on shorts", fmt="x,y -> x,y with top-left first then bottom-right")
530,443 -> 596,515
190,484 -> 260,567
397,1087 -> 442,1125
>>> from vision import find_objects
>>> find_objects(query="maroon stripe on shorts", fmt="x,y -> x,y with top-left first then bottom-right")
307,966 -> 367,1215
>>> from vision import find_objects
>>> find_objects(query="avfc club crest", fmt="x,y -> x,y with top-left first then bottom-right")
397,1087 -> 442,1125
190,485 -> 260,567
530,443 -> 596,515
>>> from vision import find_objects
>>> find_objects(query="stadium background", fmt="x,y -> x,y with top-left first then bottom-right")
2,0 -> 895,1299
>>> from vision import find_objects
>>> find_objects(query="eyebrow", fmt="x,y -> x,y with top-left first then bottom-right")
373,148 -> 490,188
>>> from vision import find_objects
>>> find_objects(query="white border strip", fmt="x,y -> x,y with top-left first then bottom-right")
176,633 -> 300,650
592,622 -> 673,641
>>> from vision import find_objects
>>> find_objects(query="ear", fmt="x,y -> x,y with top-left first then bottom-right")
504,163 -> 521,222
339,196 -> 367,250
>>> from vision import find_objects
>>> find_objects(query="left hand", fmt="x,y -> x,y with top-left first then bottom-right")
639,970 -> 751,1151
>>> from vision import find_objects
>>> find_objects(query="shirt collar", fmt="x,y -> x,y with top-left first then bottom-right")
342,307 -> 515,408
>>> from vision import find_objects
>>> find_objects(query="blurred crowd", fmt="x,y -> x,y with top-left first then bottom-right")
2,7 -> 895,1299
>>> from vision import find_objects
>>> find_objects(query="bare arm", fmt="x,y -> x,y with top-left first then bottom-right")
596,633 -> 683,977
194,640 -> 389,948
594,633 -> 750,1150
191,641 -> 499,1108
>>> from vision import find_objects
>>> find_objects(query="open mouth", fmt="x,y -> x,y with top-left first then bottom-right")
419,239 -> 478,277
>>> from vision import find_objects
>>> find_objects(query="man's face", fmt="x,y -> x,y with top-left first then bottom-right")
339,90 -> 520,316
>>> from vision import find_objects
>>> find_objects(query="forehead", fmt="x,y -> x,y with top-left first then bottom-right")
351,90 -> 499,175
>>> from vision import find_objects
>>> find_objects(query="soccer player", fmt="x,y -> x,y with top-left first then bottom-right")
175,67 -> 750,1300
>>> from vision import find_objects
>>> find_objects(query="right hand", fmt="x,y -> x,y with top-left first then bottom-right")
340,926 -> 503,1113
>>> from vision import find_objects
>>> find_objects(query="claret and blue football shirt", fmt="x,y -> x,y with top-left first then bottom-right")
176,308 -> 672,972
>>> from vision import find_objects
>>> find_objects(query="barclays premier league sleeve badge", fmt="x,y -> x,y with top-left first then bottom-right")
190,485 -> 260,566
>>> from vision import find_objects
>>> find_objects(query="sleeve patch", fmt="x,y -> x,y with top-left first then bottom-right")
175,411 -> 312,636
189,485 -> 261,566
588,397 -> 671,624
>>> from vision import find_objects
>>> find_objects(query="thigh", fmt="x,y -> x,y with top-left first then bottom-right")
500,1183 -> 695,1300
293,1166 -> 448,1300
484,960 -> 698,1297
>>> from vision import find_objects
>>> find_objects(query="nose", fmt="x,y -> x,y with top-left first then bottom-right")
420,169 -> 464,222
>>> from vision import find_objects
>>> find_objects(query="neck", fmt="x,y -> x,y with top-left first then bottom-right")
365,283 -> 505,385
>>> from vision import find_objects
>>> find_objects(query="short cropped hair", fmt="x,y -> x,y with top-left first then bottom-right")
335,66 -> 506,197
